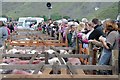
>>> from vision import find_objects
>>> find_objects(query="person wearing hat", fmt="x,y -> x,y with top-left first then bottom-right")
0,21 -> 8,47
81,18 -> 88,23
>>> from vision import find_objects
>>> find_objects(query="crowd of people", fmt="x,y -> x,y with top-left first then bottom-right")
29,17 -> 120,74
31,17 -> 120,74
0,17 -> 120,74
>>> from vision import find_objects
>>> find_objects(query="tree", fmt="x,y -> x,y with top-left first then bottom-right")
2,15 -> 8,18
42,15 -> 48,21
51,13 -> 62,20
2,15 -> 13,22
63,16 -> 70,19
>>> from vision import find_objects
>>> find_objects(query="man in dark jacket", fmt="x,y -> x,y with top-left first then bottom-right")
51,22 -> 59,38
7,22 -> 14,33
88,18 -> 104,40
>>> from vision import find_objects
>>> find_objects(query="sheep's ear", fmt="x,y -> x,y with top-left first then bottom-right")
56,50 -> 60,53
53,52 -> 56,54
72,50 -> 76,54
15,52 -> 20,54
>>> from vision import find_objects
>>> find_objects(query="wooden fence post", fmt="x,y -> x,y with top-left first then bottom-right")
45,52 -> 49,64
52,62 -> 60,74
58,32 -> 61,43
76,36 -> 79,54
92,47 -> 97,65
88,42 -> 93,65
112,50 -> 119,75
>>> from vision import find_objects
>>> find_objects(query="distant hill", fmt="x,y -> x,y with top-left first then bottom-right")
2,2 -> 119,20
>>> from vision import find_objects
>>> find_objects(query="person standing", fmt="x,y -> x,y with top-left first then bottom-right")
88,18 -> 104,40
117,21 -> 120,73
98,20 -> 119,74
7,22 -> 14,33
0,21 -> 8,47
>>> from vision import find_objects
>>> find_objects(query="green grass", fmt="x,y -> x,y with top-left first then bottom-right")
87,3 -> 118,20
2,2 -> 118,20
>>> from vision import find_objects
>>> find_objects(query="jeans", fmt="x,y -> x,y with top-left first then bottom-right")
98,48 -> 112,75
98,48 -> 112,65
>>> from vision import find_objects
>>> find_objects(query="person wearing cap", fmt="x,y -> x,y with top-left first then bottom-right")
82,18 -> 88,23
80,18 -> 90,34
0,21 -> 8,47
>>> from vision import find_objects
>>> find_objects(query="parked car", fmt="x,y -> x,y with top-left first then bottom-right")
17,17 -> 44,30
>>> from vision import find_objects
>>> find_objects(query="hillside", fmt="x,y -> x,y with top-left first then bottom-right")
2,2 -> 118,20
